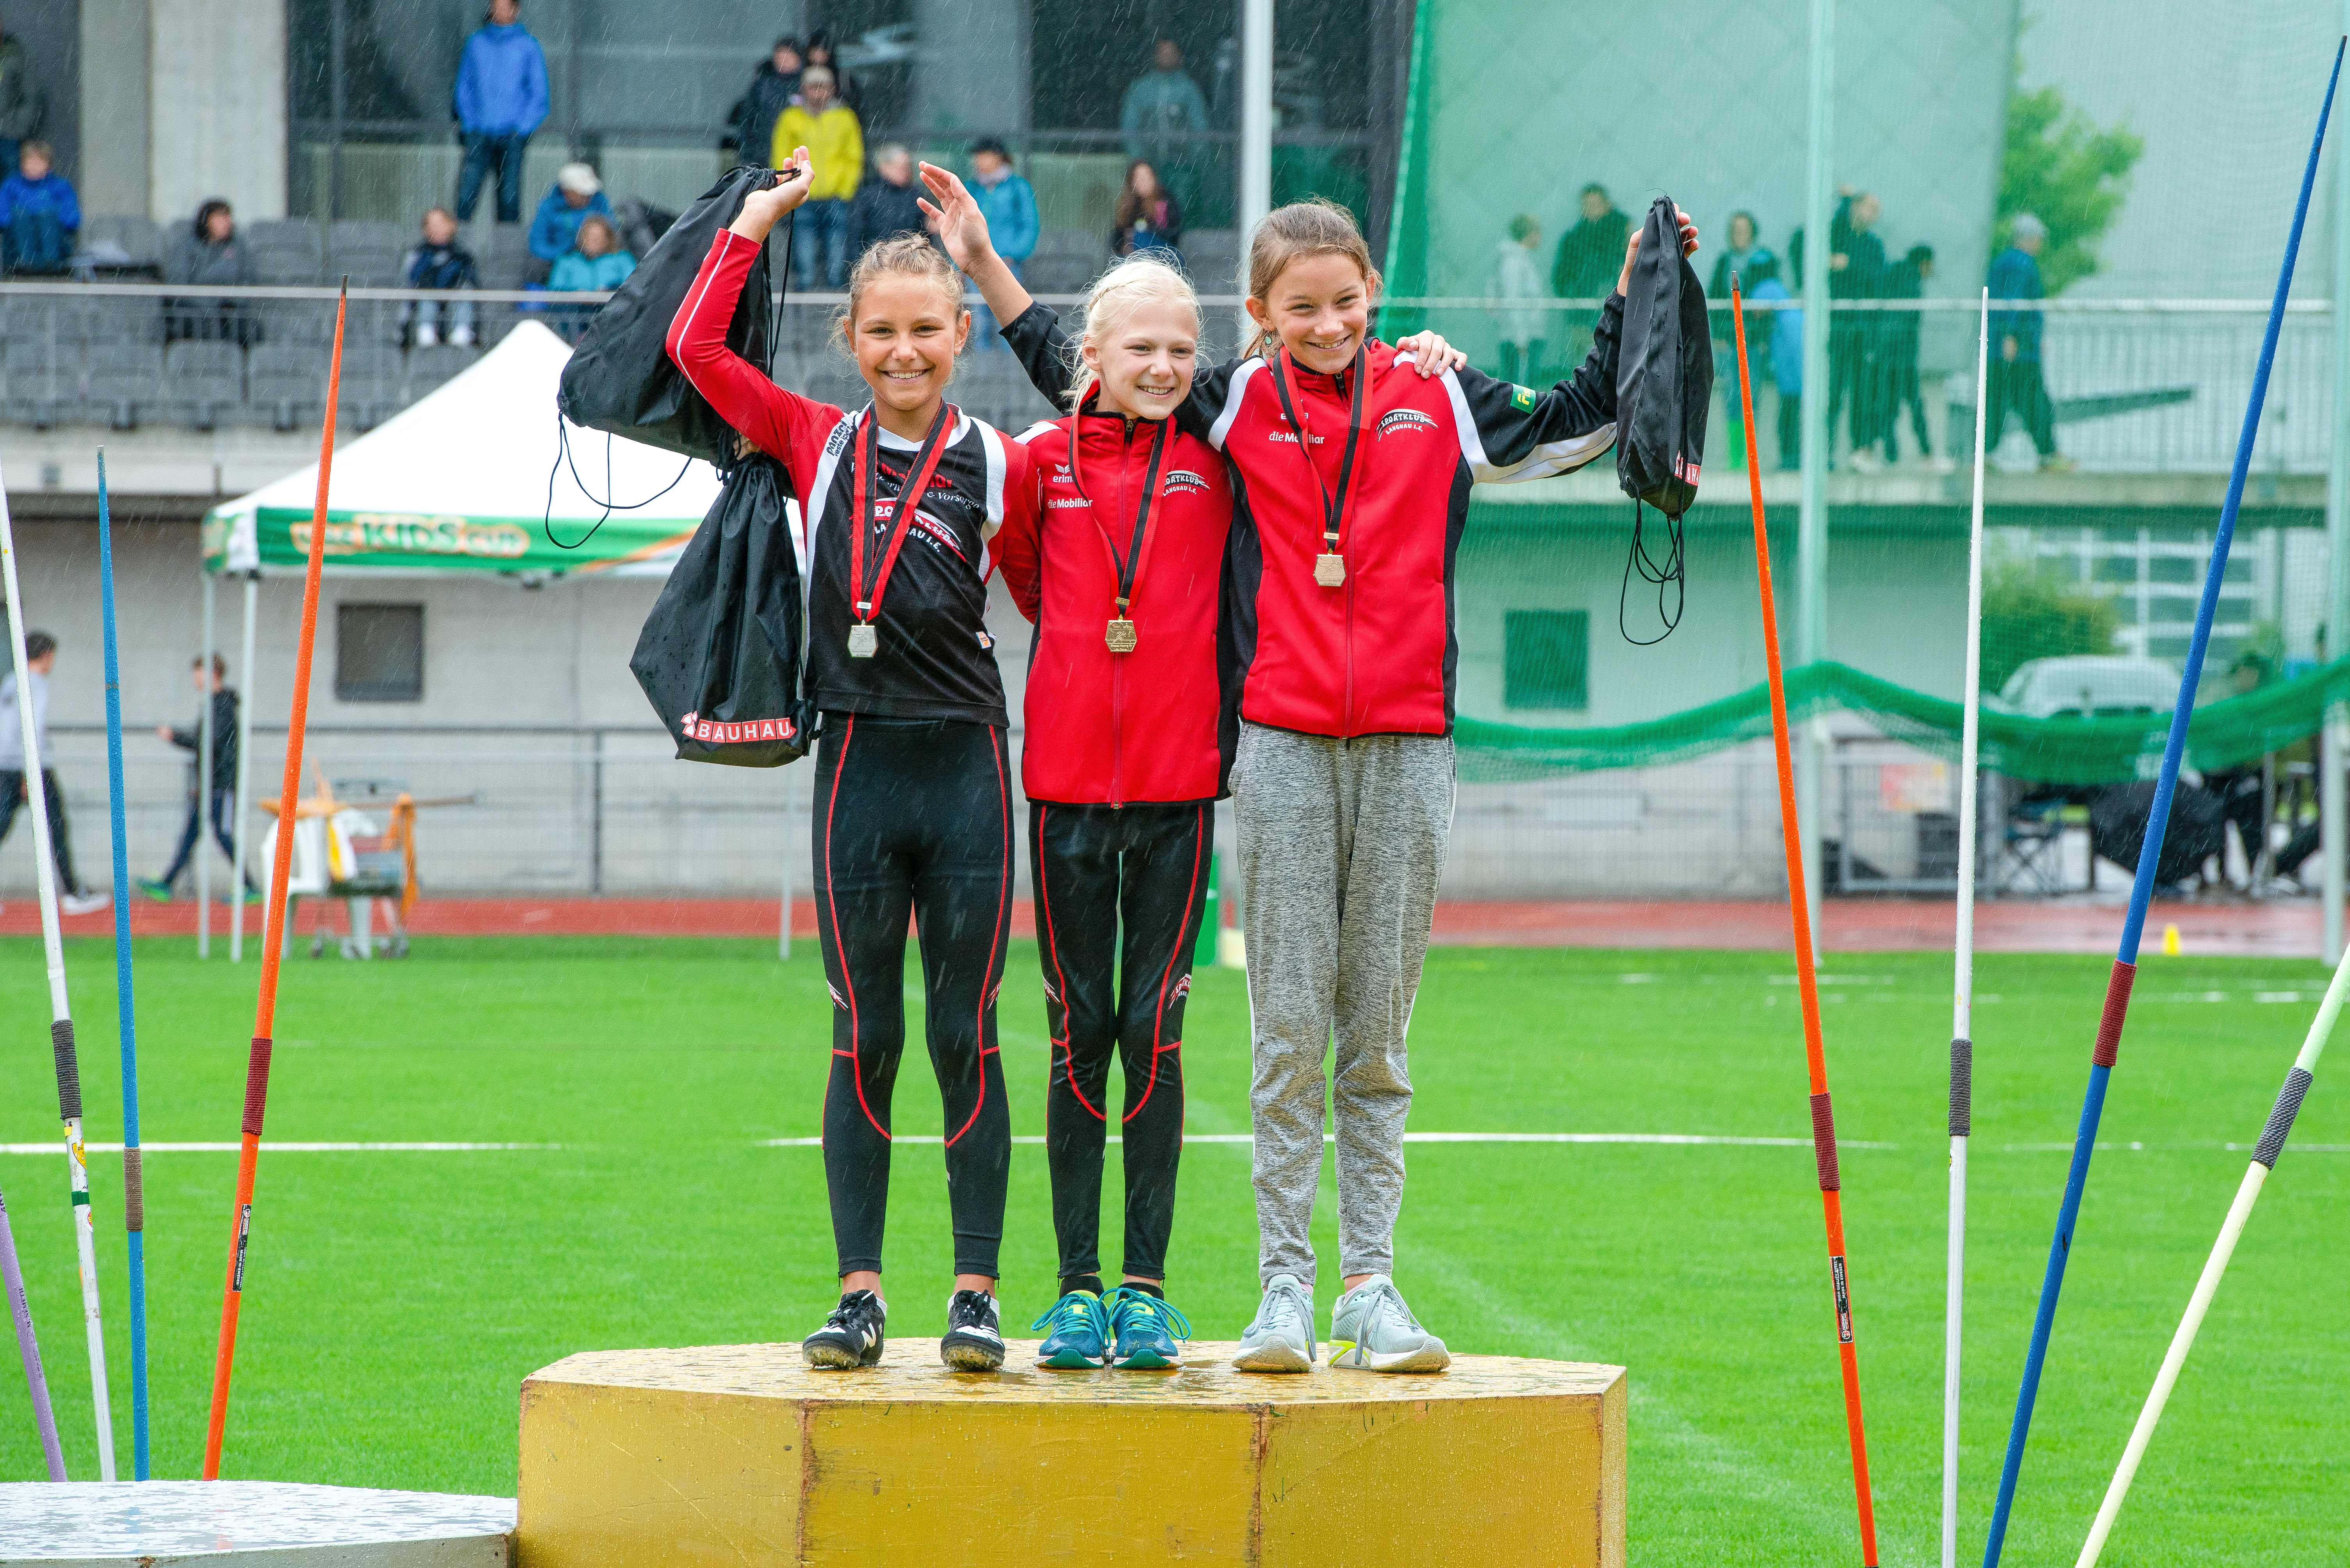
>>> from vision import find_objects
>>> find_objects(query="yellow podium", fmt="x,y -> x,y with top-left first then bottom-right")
517,1340 -> 1624,1566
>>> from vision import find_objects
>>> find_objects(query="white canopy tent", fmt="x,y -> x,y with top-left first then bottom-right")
192,321 -> 770,959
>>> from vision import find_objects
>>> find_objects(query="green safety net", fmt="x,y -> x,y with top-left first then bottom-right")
1376,0 -> 2344,790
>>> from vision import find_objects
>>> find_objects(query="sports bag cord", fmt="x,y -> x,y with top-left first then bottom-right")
1615,194 -> 1713,645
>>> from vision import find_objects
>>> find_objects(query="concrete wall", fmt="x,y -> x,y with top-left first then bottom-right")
78,0 -> 148,217
149,0 -> 286,222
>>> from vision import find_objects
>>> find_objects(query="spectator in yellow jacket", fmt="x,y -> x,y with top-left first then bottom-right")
775,66 -> 863,289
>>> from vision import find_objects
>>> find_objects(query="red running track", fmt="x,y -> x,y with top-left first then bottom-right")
0,895 -> 2321,956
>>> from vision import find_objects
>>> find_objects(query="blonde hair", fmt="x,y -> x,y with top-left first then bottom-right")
1062,255 -> 1203,410
1243,198 -> 1382,359
834,234 -> 967,362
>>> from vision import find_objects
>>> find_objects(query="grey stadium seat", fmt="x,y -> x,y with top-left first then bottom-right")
3,330 -> 80,428
164,339 -> 244,430
328,220 -> 408,288
85,340 -> 164,429
245,219 -> 324,286
405,341 -> 478,398
85,295 -> 164,344
80,214 -> 165,269
246,341 -> 318,431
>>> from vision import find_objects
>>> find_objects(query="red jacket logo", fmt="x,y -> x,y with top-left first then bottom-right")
1377,408 -> 1438,437
679,710 -> 799,744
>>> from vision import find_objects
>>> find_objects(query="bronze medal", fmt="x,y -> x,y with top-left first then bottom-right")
1105,617 -> 1138,653
1314,552 -> 1346,588
1083,412 -> 1170,663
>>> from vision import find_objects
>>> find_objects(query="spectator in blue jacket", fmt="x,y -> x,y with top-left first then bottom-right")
545,214 -> 634,343
1987,213 -> 2070,470
527,162 -> 613,281
453,0 -> 549,225
0,140 -> 78,275
966,137 -> 1035,353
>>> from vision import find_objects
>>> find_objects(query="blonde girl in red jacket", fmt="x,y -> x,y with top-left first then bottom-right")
991,255 -> 1229,1370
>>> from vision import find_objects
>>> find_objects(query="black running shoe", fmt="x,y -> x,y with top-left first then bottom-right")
940,1288 -> 1006,1372
803,1289 -> 887,1369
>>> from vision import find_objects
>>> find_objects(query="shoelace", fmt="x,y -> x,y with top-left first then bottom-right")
1103,1287 -> 1192,1343
1340,1281 -> 1416,1365
1257,1279 -> 1311,1340
825,1292 -> 881,1336
1028,1292 -> 1109,1341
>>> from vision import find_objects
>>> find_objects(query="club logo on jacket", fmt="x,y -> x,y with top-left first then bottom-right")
1163,468 -> 1211,496
1377,408 -> 1438,438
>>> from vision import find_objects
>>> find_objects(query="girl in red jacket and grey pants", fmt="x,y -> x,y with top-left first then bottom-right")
935,168 -> 1695,1374
992,257 -> 1229,1371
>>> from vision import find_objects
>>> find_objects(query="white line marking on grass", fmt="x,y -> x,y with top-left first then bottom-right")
1995,1142 -> 2350,1154
0,1141 -> 562,1154
756,1132 -> 1899,1149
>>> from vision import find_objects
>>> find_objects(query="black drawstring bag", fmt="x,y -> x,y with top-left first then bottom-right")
1615,194 -> 1712,644
629,452 -> 816,766
558,164 -> 781,462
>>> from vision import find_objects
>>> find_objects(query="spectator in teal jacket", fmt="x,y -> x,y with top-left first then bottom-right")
548,215 -> 635,291
967,137 -> 1035,353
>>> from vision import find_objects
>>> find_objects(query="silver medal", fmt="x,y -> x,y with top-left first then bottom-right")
847,622 -> 878,658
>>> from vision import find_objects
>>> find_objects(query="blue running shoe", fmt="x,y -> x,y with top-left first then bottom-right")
1103,1286 -> 1191,1369
1029,1289 -> 1109,1368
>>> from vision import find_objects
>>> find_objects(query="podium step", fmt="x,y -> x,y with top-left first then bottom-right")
519,1338 -> 1625,1566
0,1481 -> 514,1566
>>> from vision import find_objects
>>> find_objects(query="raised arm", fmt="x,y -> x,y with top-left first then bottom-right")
664,154 -> 833,467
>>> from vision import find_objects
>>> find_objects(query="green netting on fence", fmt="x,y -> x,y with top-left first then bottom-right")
1454,656 -> 2350,784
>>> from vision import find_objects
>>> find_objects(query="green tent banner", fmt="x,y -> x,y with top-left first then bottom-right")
202,507 -> 695,577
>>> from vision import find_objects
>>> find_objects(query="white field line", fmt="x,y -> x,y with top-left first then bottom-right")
0,1141 -> 561,1154
9,1135 -> 2333,1156
756,1132 -> 1901,1149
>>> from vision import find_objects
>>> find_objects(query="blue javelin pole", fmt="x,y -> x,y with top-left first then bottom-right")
96,449 -> 148,1479
1980,36 -> 2345,1568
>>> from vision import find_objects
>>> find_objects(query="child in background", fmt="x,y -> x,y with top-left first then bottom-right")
548,214 -> 635,291
930,165 -> 1672,1376
1743,251 -> 1801,471
994,256 -> 1229,1371
0,141 -> 79,276
668,155 -> 1036,1374
1486,212 -> 1546,385
965,138 -> 1036,351
402,205 -> 480,347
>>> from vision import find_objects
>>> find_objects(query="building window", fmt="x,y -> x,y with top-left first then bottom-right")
337,603 -> 424,702
1503,609 -> 1587,711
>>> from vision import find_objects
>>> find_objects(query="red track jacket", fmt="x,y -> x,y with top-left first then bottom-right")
999,399 -> 1235,805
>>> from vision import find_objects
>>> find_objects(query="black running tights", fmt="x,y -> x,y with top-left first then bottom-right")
1032,800 -> 1210,1284
815,715 -> 1013,1279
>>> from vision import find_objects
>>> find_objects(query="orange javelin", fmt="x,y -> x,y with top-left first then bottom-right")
1728,276 -> 1879,1565
202,280 -> 347,1479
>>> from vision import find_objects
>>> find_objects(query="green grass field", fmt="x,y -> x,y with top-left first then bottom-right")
0,935 -> 2342,1564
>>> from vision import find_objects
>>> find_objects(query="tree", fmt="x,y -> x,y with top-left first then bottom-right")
1995,81 -> 2143,296
1981,561 -> 2124,693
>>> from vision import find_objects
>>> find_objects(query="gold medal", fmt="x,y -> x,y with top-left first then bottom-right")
847,622 -> 878,658
1105,617 -> 1138,653
1314,552 -> 1347,588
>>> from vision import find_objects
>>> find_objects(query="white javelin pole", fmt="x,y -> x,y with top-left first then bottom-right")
1943,287 -> 1991,1568
2074,939 -> 2348,1567
0,467 -> 116,1480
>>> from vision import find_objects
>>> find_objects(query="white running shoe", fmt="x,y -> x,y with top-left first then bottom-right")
451,324 -> 476,347
1232,1272 -> 1317,1373
1328,1275 -> 1450,1373
414,323 -> 440,347
61,891 -> 109,917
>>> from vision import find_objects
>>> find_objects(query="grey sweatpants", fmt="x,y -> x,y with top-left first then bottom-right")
1231,721 -> 1455,1286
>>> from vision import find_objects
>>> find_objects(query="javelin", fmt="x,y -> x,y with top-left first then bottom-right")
1730,273 -> 1879,1566
97,448 -> 151,1478
1943,289 -> 1990,1568
0,464 -> 115,1480
2074,944 -> 2343,1566
0,1179 -> 64,1478
1979,36 -> 2345,1567
202,278 -> 347,1478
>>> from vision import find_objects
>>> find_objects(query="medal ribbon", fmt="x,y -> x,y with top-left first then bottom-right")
1268,343 -> 1368,563
1088,412 -> 1171,621
848,401 -> 958,633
